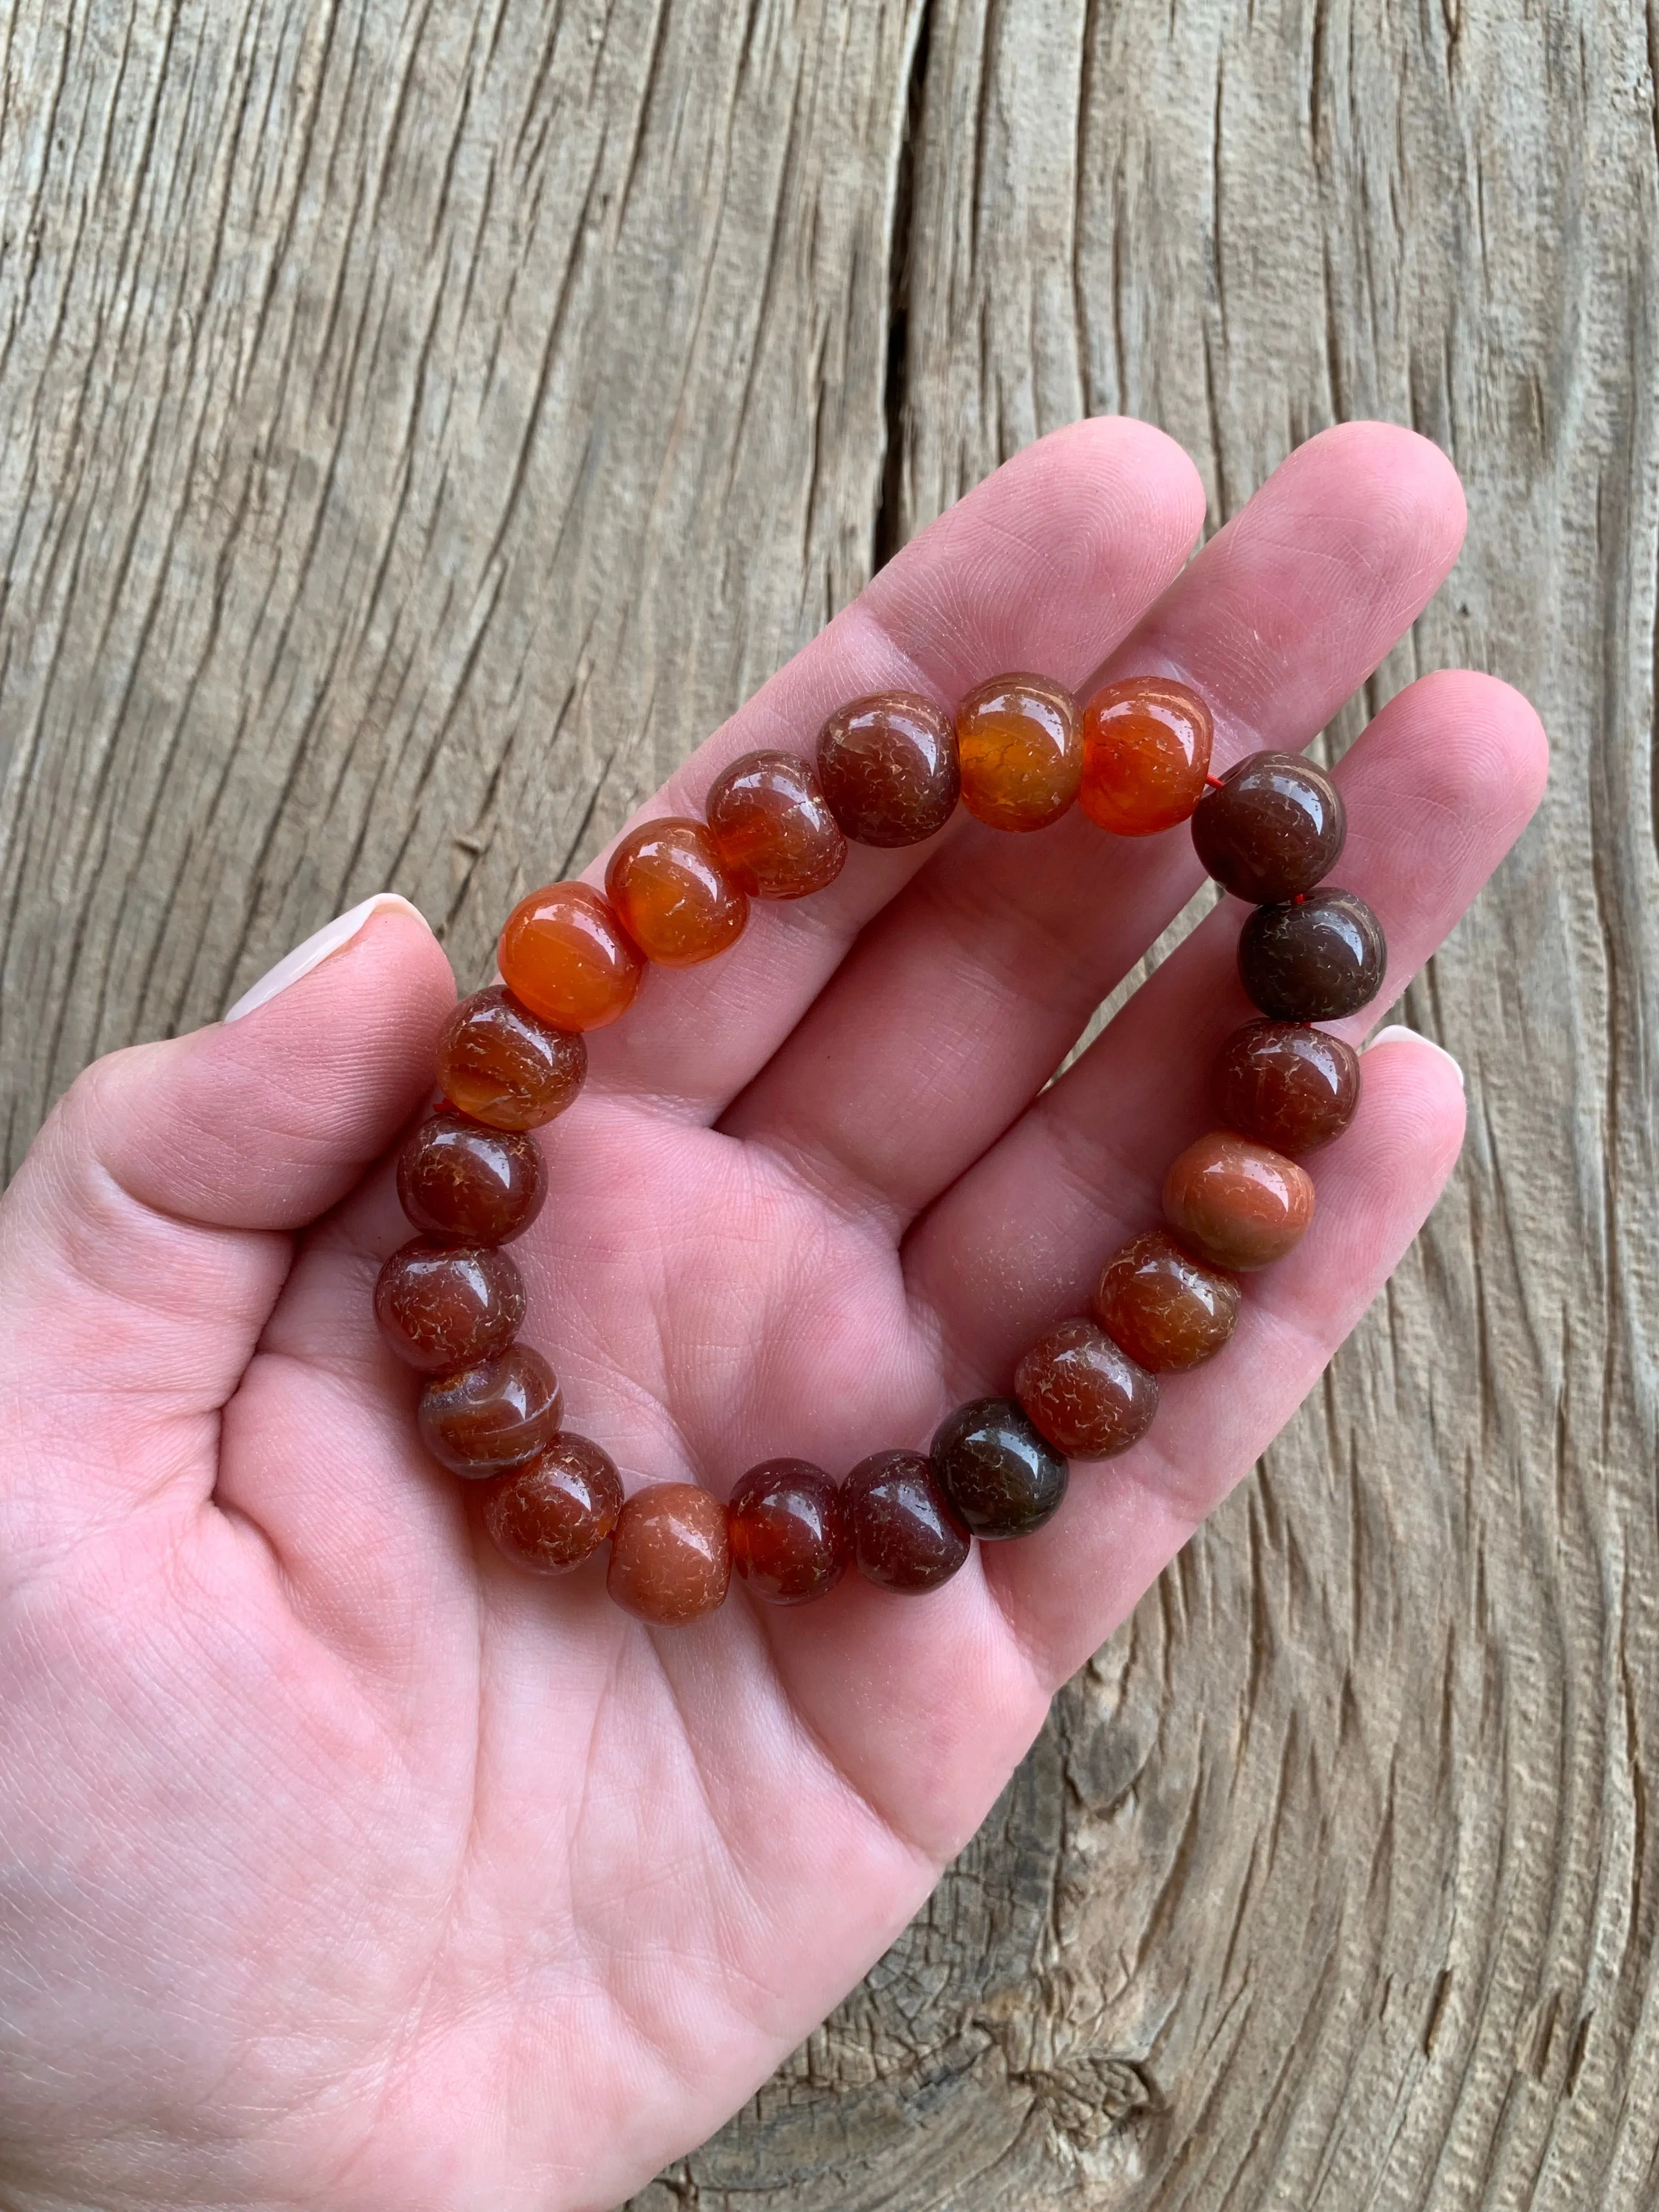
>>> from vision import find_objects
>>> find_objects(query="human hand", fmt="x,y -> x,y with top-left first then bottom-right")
0,420 -> 1547,2212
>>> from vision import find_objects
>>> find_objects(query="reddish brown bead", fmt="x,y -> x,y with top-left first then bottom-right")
605,817 -> 749,967
374,1239 -> 524,1373
435,986 -> 586,1131
1190,751 -> 1346,902
843,1449 -> 971,1593
1091,1229 -> 1240,1374
727,1459 -> 849,1605
1163,1132 -> 1314,1272
1079,676 -> 1214,835
499,882 -> 644,1032
1015,1319 -> 1159,1459
1237,887 -> 1387,1022
607,1483 -> 732,1624
396,1109 -> 546,1245
955,673 -> 1081,832
482,1435 -> 623,1574
704,752 -> 848,900
1217,1019 -> 1361,1153
417,1344 -> 563,1478
816,692 -> 960,847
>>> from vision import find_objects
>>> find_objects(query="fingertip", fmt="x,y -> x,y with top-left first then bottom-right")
1285,420 -> 1469,566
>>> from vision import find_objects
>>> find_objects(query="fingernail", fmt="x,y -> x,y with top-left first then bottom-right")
1364,1023 -> 1465,1089
224,894 -> 430,1022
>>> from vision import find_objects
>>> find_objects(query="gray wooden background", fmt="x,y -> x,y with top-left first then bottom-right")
2,3 -> 1655,2205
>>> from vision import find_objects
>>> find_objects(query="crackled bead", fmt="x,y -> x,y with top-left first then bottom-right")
499,882 -> 644,1032
1238,887 -> 1386,1021
417,1344 -> 563,1477
1015,1319 -> 1158,1459
1091,1229 -> 1240,1373
1217,1018 -> 1361,1153
482,1435 -> 623,1573
1163,1132 -> 1314,1272
1079,676 -> 1214,835
704,752 -> 848,899
930,1397 -> 1068,1540
605,817 -> 748,967
844,1450 -> 971,1593
955,673 -> 1081,833
374,1239 -> 524,1373
1191,751 -> 1346,903
396,1109 -> 546,1245
816,692 -> 960,847
727,1459 -> 849,1605
435,986 -> 586,1131
607,1483 -> 732,1624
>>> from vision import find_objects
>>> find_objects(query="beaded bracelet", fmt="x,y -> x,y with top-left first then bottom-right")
373,676 -> 1385,1626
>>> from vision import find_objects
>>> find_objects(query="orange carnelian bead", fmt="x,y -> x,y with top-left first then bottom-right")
1091,1228 -> 1240,1372
1014,1318 -> 1159,1459
704,752 -> 848,900
605,817 -> 749,967
607,1483 -> 732,1624
1079,676 -> 1214,835
499,882 -> 644,1032
435,986 -> 586,1131
955,673 -> 1081,832
1162,1132 -> 1314,1271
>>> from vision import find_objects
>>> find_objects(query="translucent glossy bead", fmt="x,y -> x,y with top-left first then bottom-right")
607,1483 -> 732,1624
374,1239 -> 524,1373
844,1450 -> 971,1592
396,1109 -> 546,1244
417,1344 -> 563,1477
1091,1228 -> 1239,1373
727,1459 -> 848,1604
1079,676 -> 1214,835
498,882 -> 644,1032
930,1397 -> 1068,1539
704,752 -> 848,899
1217,1018 -> 1361,1153
605,817 -> 748,967
1163,1132 -> 1314,1271
1238,887 -> 1387,1021
482,1435 -> 623,1573
955,673 -> 1081,832
816,692 -> 960,847
1190,751 -> 1346,902
435,986 -> 586,1131
1014,1319 -> 1158,1459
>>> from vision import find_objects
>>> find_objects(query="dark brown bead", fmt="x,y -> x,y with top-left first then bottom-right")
1191,751 -> 1346,902
605,817 -> 749,967
482,1435 -> 623,1573
1014,1319 -> 1158,1459
1217,1018 -> 1361,1153
1090,1229 -> 1240,1373
435,986 -> 586,1131
930,1398 -> 1068,1539
727,1459 -> 848,1604
955,673 -> 1081,832
417,1345 -> 563,1478
607,1483 -> 732,1624
1162,1132 -> 1314,1271
374,1238 -> 524,1373
1238,887 -> 1387,1021
844,1449 -> 971,1593
704,752 -> 849,900
396,1109 -> 546,1245
816,692 -> 960,847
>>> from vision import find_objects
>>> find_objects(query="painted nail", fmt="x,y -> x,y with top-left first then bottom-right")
1364,1023 -> 1465,1090
224,893 -> 430,1023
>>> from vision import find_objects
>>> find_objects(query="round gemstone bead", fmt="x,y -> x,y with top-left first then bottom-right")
1091,1228 -> 1240,1373
499,882 -> 644,1032
816,692 -> 960,847
930,1397 -> 1068,1539
435,986 -> 586,1131
482,1435 -> 623,1573
1078,676 -> 1214,835
607,1483 -> 732,1624
605,816 -> 749,967
727,1459 -> 848,1604
1217,1018 -> 1361,1153
704,752 -> 848,900
844,1449 -> 971,1593
1163,1132 -> 1314,1271
1238,887 -> 1387,1021
1014,1319 -> 1159,1459
396,1109 -> 546,1245
417,1344 -> 563,1477
1190,750 -> 1346,902
373,1239 -> 524,1373
955,673 -> 1081,832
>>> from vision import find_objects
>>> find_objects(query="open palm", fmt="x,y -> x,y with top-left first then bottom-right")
0,421 -> 1546,2212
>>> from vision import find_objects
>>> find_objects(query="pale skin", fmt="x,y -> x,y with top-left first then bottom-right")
0,421 -> 1547,2212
